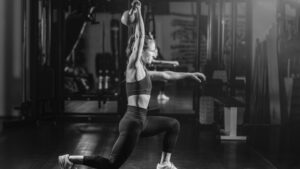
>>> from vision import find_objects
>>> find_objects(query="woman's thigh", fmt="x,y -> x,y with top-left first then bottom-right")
140,116 -> 178,137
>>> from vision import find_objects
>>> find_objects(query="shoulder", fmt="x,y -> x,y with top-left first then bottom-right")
126,64 -> 147,82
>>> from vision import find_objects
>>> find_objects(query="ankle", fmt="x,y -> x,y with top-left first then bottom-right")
160,152 -> 171,164
160,161 -> 170,165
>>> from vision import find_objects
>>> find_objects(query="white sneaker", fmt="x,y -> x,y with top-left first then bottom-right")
156,162 -> 178,169
58,154 -> 74,169
157,93 -> 170,101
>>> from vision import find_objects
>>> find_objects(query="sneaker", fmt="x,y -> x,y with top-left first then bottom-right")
58,154 -> 74,169
156,162 -> 178,169
157,93 -> 170,101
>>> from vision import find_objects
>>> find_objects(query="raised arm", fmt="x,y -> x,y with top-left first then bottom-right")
127,1 -> 145,69
148,71 -> 206,83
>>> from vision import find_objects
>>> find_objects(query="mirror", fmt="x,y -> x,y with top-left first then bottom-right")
63,0 -> 126,115
60,0 -> 252,119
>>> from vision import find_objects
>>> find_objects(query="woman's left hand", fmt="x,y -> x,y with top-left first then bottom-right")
132,0 -> 141,7
190,72 -> 206,83
132,0 -> 141,12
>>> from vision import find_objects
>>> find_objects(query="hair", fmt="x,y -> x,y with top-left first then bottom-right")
125,34 -> 155,57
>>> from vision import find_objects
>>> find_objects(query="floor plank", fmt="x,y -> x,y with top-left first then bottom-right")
0,120 -> 276,169
0,84 -> 289,169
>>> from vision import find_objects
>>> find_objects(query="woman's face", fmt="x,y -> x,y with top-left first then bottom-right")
142,41 -> 157,64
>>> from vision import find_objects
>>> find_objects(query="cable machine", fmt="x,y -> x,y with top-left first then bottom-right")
62,0 -> 128,119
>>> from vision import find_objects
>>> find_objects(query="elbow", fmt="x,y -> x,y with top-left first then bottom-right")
139,29 -> 145,37
138,24 -> 145,36
134,62 -> 140,69
163,73 -> 171,81
135,32 -> 145,39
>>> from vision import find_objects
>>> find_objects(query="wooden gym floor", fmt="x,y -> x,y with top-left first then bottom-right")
0,120 -> 276,169
1,84 -> 299,169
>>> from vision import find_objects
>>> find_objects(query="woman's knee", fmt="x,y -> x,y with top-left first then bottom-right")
169,118 -> 180,133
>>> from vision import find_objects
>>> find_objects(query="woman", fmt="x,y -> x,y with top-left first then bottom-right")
58,1 -> 205,169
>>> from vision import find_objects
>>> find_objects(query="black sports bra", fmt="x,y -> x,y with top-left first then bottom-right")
126,71 -> 152,96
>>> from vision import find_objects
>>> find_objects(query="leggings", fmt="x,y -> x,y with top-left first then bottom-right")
82,106 -> 180,169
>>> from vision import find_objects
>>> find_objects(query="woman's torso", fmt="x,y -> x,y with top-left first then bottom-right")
126,66 -> 152,109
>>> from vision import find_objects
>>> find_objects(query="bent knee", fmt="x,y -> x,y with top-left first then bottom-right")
170,119 -> 180,132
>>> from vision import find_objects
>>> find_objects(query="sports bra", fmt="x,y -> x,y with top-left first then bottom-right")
126,70 -> 152,96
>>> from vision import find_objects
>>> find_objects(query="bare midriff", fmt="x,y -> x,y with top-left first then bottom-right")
127,94 -> 150,109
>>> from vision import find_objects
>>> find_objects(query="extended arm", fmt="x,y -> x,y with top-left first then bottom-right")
149,71 -> 206,83
127,1 -> 145,68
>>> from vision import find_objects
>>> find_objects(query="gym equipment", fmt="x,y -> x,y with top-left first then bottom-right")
121,1 -> 139,26
64,6 -> 97,93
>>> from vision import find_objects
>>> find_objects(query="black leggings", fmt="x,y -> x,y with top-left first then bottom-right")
82,106 -> 180,169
